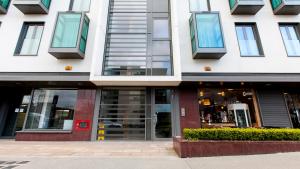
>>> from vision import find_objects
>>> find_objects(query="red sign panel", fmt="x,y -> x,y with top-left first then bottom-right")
75,120 -> 90,131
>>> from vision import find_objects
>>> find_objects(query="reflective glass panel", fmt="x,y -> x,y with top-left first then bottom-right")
18,24 -> 44,55
25,90 -> 78,130
51,13 -> 81,48
236,25 -> 261,56
280,25 -> 300,56
153,19 -> 169,39
196,13 -> 224,48
189,0 -> 209,12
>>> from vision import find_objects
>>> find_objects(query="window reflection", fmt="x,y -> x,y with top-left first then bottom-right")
280,25 -> 300,56
25,90 -> 77,130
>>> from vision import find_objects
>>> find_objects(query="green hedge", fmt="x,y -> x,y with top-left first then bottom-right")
183,128 -> 300,141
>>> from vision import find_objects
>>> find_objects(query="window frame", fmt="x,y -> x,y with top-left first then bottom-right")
235,23 -> 264,57
189,0 -> 211,12
278,23 -> 300,57
69,0 -> 91,12
22,88 -> 78,132
14,22 -> 45,56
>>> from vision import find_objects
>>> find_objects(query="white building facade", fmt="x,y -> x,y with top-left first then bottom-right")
0,0 -> 300,141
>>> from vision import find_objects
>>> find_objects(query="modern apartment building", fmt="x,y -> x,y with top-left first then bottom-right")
0,0 -> 300,141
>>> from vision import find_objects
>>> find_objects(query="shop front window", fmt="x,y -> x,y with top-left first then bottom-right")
199,88 -> 256,128
25,89 -> 78,130
284,92 -> 300,128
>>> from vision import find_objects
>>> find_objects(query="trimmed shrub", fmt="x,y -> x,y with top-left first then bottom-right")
183,128 -> 300,141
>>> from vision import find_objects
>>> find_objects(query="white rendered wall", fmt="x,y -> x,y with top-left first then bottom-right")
176,0 -> 300,73
0,0 -> 100,73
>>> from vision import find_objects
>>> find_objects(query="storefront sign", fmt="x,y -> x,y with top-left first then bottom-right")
243,92 -> 253,96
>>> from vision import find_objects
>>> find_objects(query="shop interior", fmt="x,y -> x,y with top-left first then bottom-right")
198,88 -> 258,128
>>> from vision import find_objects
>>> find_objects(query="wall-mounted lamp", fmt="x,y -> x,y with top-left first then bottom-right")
65,65 -> 73,71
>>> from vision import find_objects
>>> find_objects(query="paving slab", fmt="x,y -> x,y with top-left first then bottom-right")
1,140 -> 300,169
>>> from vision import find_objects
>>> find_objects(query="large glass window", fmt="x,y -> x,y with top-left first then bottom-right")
199,88 -> 256,128
25,90 -> 78,130
51,13 -> 81,48
189,0 -> 209,12
235,24 -> 263,56
196,13 -> 224,48
15,23 -> 44,55
71,0 -> 91,12
279,24 -> 300,56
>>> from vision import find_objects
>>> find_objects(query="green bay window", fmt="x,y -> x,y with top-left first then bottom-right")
13,0 -> 51,14
49,12 -> 90,59
189,12 -> 226,59
271,0 -> 300,15
0,0 -> 10,14
25,90 -> 78,131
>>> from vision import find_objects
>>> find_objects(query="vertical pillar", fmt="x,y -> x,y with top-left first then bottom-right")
178,86 -> 200,134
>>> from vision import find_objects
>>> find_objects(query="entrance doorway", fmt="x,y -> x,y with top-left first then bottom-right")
96,88 -> 176,141
0,88 -> 31,138
152,89 -> 173,140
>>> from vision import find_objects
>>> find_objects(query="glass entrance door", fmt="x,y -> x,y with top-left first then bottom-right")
152,89 -> 173,140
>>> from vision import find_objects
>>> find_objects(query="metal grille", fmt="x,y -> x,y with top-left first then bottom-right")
103,0 -> 172,76
97,89 -> 151,140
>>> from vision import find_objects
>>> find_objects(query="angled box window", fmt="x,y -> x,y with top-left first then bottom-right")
0,0 -> 10,14
49,12 -> 90,59
71,0 -> 91,12
189,0 -> 209,12
25,89 -> 78,131
189,12 -> 226,59
279,24 -> 300,56
271,0 -> 300,15
229,0 -> 264,15
235,23 -> 264,57
15,23 -> 44,56
13,0 -> 51,14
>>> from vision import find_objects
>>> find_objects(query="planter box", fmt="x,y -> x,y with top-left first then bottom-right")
173,137 -> 300,158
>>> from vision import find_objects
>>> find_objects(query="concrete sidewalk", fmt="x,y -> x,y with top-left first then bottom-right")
1,140 -> 300,169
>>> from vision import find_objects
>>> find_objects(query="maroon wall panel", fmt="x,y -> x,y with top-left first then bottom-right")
179,87 -> 201,132
16,89 -> 97,141
174,138 -> 300,158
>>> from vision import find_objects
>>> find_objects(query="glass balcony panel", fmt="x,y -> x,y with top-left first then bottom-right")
51,13 -> 81,48
196,13 -> 224,48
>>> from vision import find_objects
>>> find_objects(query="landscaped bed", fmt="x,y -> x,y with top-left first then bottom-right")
174,128 -> 300,158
